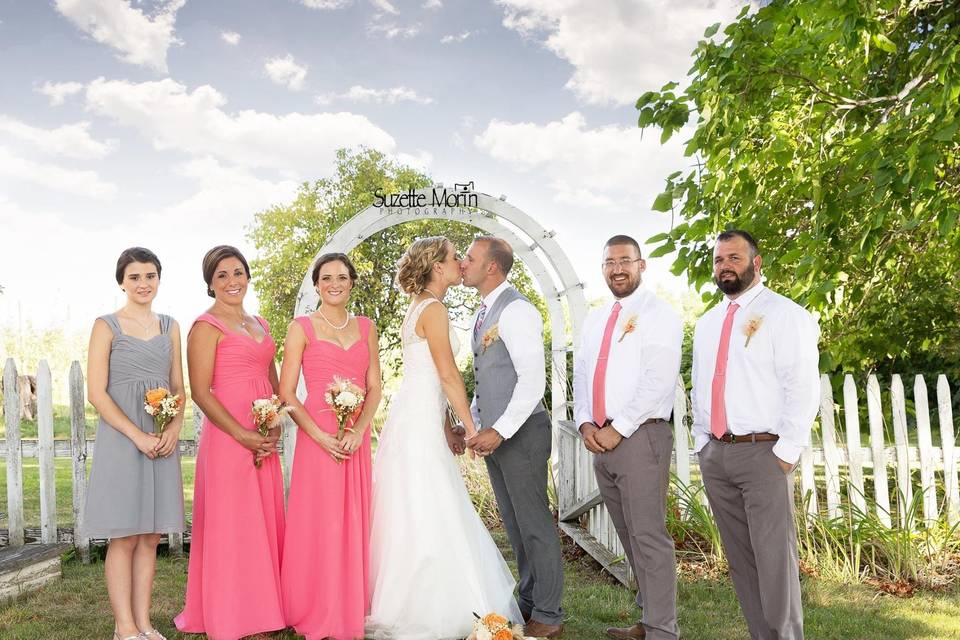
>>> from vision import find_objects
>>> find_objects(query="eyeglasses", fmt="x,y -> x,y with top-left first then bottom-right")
602,258 -> 642,270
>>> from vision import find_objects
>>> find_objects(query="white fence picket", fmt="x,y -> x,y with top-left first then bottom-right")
36,361 -> 57,544
938,376 -> 959,527
3,359 -> 25,547
867,374 -> 892,527
799,445 -> 818,518
69,362 -> 90,563
673,378 -> 691,492
819,375 -> 842,518
891,375 -> 912,528
842,375 -> 866,517
913,375 -> 938,526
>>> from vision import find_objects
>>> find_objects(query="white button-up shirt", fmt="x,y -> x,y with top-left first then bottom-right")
690,282 -> 820,464
573,286 -> 683,438
470,280 -> 547,439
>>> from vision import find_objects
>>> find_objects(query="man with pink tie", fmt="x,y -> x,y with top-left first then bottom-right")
574,235 -> 683,640
691,230 -> 820,640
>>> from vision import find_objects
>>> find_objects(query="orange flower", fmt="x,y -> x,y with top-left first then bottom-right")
145,387 -> 169,407
493,630 -> 513,640
482,613 -> 509,629
617,314 -> 638,343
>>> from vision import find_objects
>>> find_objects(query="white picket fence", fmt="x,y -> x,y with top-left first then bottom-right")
555,372 -> 959,585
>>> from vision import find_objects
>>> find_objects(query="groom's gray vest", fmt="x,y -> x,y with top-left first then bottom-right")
471,286 -> 547,429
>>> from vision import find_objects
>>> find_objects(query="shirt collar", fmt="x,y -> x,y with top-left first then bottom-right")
724,281 -> 766,310
607,285 -> 647,312
481,280 -> 511,308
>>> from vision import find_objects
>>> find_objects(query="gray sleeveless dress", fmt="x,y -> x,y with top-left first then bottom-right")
82,313 -> 185,539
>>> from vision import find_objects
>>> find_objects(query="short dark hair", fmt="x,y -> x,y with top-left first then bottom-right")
202,245 -> 251,298
312,252 -> 358,286
475,236 -> 514,275
604,234 -> 642,257
717,229 -> 759,258
115,247 -> 161,284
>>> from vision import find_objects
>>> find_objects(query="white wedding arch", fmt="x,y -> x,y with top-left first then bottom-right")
283,185 -> 588,480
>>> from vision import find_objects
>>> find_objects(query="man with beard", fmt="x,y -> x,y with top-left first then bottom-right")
691,230 -> 820,640
573,235 -> 683,640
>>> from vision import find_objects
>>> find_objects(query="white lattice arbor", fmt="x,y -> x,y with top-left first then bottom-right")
283,186 -> 588,479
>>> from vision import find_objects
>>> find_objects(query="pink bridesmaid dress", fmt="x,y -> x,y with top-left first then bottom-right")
175,313 -> 286,640
281,315 -> 373,640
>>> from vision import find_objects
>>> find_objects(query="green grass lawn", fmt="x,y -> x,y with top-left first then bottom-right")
1,534 -> 959,639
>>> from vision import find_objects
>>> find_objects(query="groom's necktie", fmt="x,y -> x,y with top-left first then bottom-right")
591,301 -> 621,427
711,302 -> 740,439
473,303 -> 487,342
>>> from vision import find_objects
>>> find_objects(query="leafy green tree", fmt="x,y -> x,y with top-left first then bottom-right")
638,0 -> 960,377
247,147 -> 543,374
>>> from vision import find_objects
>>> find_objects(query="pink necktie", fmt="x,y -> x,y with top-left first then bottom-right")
711,302 -> 740,439
473,303 -> 487,342
592,302 -> 621,427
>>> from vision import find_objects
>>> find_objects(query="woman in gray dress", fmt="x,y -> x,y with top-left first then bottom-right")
84,247 -> 186,640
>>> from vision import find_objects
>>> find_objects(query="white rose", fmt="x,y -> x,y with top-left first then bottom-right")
337,391 -> 358,407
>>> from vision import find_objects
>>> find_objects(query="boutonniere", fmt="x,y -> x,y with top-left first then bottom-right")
481,324 -> 500,353
743,314 -> 764,347
617,314 -> 638,343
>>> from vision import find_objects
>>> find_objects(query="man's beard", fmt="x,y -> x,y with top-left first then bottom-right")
715,262 -> 755,295
607,274 -> 640,298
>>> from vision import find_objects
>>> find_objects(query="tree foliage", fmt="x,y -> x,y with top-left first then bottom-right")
247,147 -> 542,365
638,0 -> 960,376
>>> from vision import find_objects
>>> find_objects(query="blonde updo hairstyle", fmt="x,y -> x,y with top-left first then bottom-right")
396,236 -> 451,295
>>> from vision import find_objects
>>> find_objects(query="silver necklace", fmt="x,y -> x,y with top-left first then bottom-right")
119,311 -> 155,332
316,307 -> 350,330
423,287 -> 443,301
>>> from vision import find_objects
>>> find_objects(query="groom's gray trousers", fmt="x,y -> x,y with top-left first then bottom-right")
594,419 -> 679,640
484,411 -> 564,625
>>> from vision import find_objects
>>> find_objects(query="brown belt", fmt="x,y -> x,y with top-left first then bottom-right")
713,432 -> 779,444
601,417 -> 667,428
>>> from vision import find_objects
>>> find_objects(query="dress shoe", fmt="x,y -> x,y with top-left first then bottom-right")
524,619 -> 564,638
605,622 -> 646,639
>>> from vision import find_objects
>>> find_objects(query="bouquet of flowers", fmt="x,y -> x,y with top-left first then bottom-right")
144,387 -> 182,435
324,376 -> 365,462
468,612 -> 526,640
251,394 -> 292,468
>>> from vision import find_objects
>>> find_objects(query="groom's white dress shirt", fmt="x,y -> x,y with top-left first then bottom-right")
690,282 -> 821,464
573,286 -> 683,438
471,280 -> 546,439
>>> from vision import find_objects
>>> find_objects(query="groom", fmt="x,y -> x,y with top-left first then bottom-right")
460,236 -> 565,639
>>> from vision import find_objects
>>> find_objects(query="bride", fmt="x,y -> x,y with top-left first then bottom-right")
366,236 -> 523,639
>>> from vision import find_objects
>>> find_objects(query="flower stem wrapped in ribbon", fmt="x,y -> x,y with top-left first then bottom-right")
324,376 -> 365,463
251,394 -> 292,468
144,387 -> 182,435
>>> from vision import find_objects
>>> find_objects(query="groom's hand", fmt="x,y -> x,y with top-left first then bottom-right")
595,425 -> 623,451
579,422 -> 606,454
467,428 -> 503,457
445,423 -> 467,456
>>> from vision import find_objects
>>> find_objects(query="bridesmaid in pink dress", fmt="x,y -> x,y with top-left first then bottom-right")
175,245 -> 286,640
280,252 -> 382,640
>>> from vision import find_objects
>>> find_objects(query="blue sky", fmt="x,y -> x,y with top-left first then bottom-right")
0,0 -> 747,331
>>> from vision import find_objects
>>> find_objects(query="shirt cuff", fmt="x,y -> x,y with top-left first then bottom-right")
610,415 -> 639,439
772,439 -> 804,465
693,432 -> 710,454
489,419 -> 517,440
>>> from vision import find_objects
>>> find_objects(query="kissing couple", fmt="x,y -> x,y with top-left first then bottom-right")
365,235 -> 565,639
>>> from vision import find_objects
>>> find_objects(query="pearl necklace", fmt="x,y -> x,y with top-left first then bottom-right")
316,307 -> 350,330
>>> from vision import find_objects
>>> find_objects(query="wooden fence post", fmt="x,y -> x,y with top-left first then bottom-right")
70,361 -> 90,562
673,378 -> 691,494
891,375 -> 912,528
842,375 -> 866,517
819,375 -> 841,519
866,374 -> 892,527
913,375 -> 938,526
938,376 -> 959,527
3,359 -> 25,547
37,361 -> 57,544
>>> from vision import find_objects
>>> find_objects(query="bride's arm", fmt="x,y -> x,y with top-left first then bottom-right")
420,302 -> 478,438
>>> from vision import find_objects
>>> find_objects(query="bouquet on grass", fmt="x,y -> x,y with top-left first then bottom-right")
251,394 -> 292,468
324,376 -> 365,463
468,612 -> 526,640
144,387 -> 182,435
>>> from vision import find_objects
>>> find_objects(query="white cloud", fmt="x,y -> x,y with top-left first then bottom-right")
220,30 -> 241,45
54,0 -> 186,73
0,116 -> 112,159
84,77 -> 396,175
264,54 -> 308,91
316,85 -> 434,105
0,146 -> 117,199
370,0 -> 399,14
37,81 -> 85,106
395,150 -> 433,172
367,20 -> 420,39
300,0 -> 353,7
474,111 -> 686,209
441,30 -> 476,44
423,0 -> 443,8
496,0 -> 747,106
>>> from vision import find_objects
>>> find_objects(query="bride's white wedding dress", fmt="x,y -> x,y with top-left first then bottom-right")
366,298 -> 522,640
